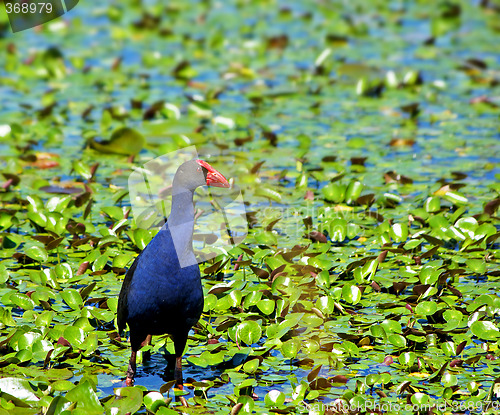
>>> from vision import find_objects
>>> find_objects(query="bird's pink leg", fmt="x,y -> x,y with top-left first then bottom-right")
125,350 -> 137,386
174,356 -> 183,389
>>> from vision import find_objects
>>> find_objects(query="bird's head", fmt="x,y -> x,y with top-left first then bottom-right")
174,159 -> 230,191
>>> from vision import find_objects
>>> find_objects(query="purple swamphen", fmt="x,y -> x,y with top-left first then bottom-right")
117,159 -> 230,386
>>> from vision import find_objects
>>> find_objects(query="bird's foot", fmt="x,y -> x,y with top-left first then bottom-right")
174,369 -> 183,390
126,358 -> 136,386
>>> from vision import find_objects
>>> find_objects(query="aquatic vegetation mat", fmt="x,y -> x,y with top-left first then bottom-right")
0,0 -> 499,413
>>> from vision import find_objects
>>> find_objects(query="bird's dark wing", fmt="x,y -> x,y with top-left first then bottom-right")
117,251 -> 142,335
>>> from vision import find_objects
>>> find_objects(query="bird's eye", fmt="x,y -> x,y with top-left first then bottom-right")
197,167 -> 202,172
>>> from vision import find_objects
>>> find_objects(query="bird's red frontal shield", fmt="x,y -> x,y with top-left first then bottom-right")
196,159 -> 230,188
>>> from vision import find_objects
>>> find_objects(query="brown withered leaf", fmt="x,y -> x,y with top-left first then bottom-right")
266,218 -> 281,232
215,318 -> 238,332
57,337 -> 71,347
172,60 -> 190,79
392,282 -> 409,294
244,212 -> 258,228
230,403 -> 243,415
38,102 -> 57,118
350,157 -> 367,166
451,171 -> 467,180
250,266 -> 270,279
2,173 -> 20,186
267,34 -> 288,49
307,365 -> 322,382
240,247 -> 255,256
484,198 -> 500,216
262,130 -> 278,146
309,377 -> 330,390
270,264 -> 286,278
32,235 -> 54,245
326,33 -> 349,45
46,237 -> 64,250
250,161 -> 265,174
329,375 -> 348,384
143,100 -> 165,120
357,193 -> 375,206
420,233 -> 444,246
428,362 -> 448,383
133,12 -> 161,29
66,222 -> 86,236
306,231 -> 327,243
446,285 -> 463,297
421,245 -> 439,259
130,99 -> 143,110
400,102 -> 420,118
234,136 -> 252,146
74,192 -> 91,208
466,58 -> 487,69
465,355 -> 480,365
365,211 -> 384,222
79,282 -> 96,302
384,171 -> 413,184
234,259 -> 251,271
413,284 -> 431,296
456,340 -> 467,355
389,138 -> 415,147
204,260 -> 223,275
434,183 -> 466,194
302,216 -> 313,229
377,250 -> 388,263
281,246 -> 308,262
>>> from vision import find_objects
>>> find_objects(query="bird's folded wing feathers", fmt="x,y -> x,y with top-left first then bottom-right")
117,251 -> 143,334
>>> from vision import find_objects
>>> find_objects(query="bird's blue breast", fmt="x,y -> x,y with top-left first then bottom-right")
125,227 -> 204,333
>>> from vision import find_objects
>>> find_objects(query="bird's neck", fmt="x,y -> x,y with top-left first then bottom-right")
164,186 -> 197,268
168,187 -> 195,226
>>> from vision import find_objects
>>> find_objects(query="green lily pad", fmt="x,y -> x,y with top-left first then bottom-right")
236,321 -> 262,346
90,127 -> 145,155
470,321 -> 500,341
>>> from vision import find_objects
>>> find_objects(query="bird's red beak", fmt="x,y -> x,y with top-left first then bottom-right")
196,160 -> 230,188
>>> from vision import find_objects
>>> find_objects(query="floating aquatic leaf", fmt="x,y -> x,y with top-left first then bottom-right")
90,127 -> 145,155
264,390 -> 285,407
342,284 -> 361,304
24,246 -> 48,263
415,301 -> 438,316
0,377 -> 40,402
143,391 -> 167,412
60,289 -> 84,310
471,321 -> 500,341
236,321 -> 262,346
